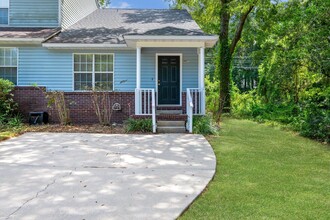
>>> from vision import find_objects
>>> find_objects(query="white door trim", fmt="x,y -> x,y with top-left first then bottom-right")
155,53 -> 183,107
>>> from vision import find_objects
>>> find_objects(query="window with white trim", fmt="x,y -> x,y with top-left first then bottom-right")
0,48 -> 18,85
74,54 -> 114,91
0,0 -> 9,25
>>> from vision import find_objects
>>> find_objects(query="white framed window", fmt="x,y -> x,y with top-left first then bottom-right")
0,48 -> 18,85
74,54 -> 114,91
0,0 -> 9,25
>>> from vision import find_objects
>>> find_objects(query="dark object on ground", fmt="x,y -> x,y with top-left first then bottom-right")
29,112 -> 49,125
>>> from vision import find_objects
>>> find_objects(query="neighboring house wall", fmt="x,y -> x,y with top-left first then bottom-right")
16,47 -> 198,92
9,0 -> 59,27
61,0 -> 98,29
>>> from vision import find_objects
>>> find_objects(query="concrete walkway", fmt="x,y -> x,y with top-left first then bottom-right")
0,133 -> 216,220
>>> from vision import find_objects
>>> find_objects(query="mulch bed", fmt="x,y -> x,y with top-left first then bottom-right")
25,124 -> 127,134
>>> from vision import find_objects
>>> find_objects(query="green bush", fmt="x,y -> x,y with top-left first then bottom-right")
124,118 -> 152,133
231,86 -> 329,143
193,115 -> 218,135
7,115 -> 23,128
293,87 -> 330,142
0,79 -> 18,124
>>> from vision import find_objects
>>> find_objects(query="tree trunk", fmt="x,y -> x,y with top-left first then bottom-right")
217,3 -> 254,120
217,0 -> 231,120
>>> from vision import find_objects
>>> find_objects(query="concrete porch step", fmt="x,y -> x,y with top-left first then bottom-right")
157,120 -> 186,133
158,120 -> 185,127
157,126 -> 187,133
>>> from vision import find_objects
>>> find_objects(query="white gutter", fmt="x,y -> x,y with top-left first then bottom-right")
0,38 -> 45,45
124,35 -> 218,48
42,43 -> 128,49
124,35 -> 219,41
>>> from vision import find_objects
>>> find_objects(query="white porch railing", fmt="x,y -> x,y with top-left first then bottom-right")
186,88 -> 206,133
135,88 -> 157,133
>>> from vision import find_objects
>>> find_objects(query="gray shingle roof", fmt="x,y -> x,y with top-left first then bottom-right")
48,9 -> 210,44
0,27 -> 60,39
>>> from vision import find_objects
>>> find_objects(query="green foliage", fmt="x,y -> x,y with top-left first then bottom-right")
205,75 -> 219,116
293,87 -> 330,142
0,79 -> 19,125
99,0 -> 110,8
232,86 -> 329,142
124,118 -> 152,133
193,115 -> 218,135
7,115 -> 23,128
182,0 -> 330,142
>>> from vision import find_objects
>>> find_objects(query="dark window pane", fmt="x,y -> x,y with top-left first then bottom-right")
0,9 -> 8,25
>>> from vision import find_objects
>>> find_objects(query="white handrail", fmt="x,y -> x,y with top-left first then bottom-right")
151,89 -> 156,133
186,88 -> 194,133
135,88 -> 157,133
186,88 -> 206,133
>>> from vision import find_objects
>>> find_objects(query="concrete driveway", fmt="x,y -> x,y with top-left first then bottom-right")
0,133 -> 216,220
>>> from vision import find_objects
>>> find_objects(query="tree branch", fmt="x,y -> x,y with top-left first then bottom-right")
230,5 -> 254,55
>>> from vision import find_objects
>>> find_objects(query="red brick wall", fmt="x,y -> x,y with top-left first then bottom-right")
12,87 -> 191,124
13,87 -> 135,124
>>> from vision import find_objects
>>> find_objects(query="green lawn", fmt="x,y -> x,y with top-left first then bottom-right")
180,118 -> 330,220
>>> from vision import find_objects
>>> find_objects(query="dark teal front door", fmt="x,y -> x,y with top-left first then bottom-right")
158,56 -> 180,105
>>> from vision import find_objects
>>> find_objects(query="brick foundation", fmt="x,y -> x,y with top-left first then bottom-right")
13,87 -> 190,125
13,87 -> 135,124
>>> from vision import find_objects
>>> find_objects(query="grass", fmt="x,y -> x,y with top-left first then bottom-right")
180,118 -> 330,220
0,129 -> 21,141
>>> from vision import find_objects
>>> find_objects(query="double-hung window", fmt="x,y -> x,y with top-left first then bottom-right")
74,54 -> 114,91
0,48 -> 18,85
0,0 -> 9,25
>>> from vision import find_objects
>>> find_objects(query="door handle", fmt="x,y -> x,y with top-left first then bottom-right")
158,80 -> 160,86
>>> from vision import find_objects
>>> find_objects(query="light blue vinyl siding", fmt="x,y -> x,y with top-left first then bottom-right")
10,0 -> 59,27
141,48 -> 199,90
18,47 -> 73,91
114,51 -> 136,91
17,47 -> 137,92
16,47 -> 199,92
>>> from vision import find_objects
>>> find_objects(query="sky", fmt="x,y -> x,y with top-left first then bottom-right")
110,0 -> 170,9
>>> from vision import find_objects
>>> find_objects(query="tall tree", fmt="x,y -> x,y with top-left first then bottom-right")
174,0 -> 263,119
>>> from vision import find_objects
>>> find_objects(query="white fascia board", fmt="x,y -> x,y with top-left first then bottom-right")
0,38 -> 44,44
124,35 -> 219,41
42,43 -> 128,49
124,35 -> 219,48
136,41 -> 205,48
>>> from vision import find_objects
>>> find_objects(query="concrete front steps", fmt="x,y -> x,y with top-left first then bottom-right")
157,120 -> 187,133
156,109 -> 187,133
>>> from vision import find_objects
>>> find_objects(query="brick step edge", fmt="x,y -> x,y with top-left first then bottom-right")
131,115 -> 187,121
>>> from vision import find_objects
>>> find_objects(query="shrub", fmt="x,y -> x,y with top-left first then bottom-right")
90,90 -> 113,126
46,91 -> 71,125
124,118 -> 152,133
293,87 -> 330,143
0,79 -> 17,121
193,115 -> 218,135
7,115 -> 23,127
